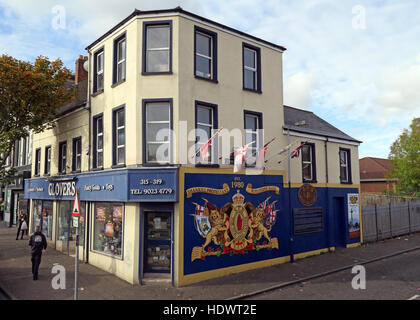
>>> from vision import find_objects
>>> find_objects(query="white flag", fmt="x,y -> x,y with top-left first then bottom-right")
234,142 -> 252,173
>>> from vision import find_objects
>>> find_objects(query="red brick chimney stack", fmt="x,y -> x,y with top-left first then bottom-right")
75,55 -> 88,84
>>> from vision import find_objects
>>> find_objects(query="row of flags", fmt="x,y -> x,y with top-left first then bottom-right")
194,128 -> 309,173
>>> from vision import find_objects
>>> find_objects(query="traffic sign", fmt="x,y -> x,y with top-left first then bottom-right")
72,188 -> 80,217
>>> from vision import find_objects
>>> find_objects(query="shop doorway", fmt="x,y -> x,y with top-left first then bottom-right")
333,197 -> 346,247
143,211 -> 172,275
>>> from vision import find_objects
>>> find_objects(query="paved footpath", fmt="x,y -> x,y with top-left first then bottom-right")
1,223 -> 420,300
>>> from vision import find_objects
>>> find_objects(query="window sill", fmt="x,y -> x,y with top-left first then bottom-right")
243,87 -> 262,94
194,75 -> 218,84
71,170 -> 81,174
142,71 -> 173,76
91,167 -> 104,172
91,89 -> 104,97
302,180 -> 317,184
43,174 -> 51,177
340,181 -> 353,185
111,164 -> 126,169
111,79 -> 126,88
195,163 -> 220,168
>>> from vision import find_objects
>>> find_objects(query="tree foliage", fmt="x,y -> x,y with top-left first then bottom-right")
0,54 -> 74,183
388,118 -> 420,197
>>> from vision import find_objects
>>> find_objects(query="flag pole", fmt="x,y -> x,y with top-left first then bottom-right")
191,127 -> 223,159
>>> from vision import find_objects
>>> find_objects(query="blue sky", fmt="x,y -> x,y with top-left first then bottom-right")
0,0 -> 419,159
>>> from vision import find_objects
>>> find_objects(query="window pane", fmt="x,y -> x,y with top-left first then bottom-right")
147,143 -> 169,162
147,123 -> 170,142
97,53 -> 104,71
340,166 -> 348,181
146,103 -> 169,121
117,110 -> 124,127
76,139 -> 81,154
97,74 -> 104,90
244,69 -> 256,90
196,32 -> 211,56
97,118 -> 103,133
196,55 -> 211,78
197,106 -> 212,124
97,151 -> 103,167
245,115 -> 258,131
117,129 -> 125,146
244,48 -> 256,68
117,61 -> 125,82
302,145 -> 311,162
340,151 -> 347,165
117,147 -> 125,164
196,125 -> 212,141
147,26 -> 169,49
97,135 -> 103,150
303,163 -> 312,181
76,155 -> 81,171
146,50 -> 169,72
118,39 -> 126,62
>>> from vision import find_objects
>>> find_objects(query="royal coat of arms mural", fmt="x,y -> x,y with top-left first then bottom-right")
185,173 -> 283,263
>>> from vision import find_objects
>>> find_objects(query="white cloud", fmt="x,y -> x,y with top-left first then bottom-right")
284,71 -> 319,109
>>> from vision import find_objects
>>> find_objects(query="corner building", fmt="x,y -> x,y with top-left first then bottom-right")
24,8 -> 362,287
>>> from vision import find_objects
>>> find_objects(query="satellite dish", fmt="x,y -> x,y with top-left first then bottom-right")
83,60 -> 89,72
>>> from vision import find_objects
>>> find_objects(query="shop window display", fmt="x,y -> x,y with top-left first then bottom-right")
93,203 -> 123,257
32,200 -> 53,239
57,201 -> 86,246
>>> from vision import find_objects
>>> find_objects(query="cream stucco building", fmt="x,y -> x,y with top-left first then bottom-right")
24,7 -> 362,287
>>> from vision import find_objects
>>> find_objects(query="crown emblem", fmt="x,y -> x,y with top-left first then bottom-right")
232,190 -> 245,205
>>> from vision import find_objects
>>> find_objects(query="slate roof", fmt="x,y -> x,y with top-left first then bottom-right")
283,105 -> 362,143
54,79 -> 88,118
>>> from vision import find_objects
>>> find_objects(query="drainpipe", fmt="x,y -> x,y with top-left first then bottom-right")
325,138 -> 331,251
287,128 -> 294,263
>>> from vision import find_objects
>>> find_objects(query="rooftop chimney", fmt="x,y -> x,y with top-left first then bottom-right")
75,55 -> 88,84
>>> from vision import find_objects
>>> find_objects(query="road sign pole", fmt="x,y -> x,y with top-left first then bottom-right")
72,188 -> 80,300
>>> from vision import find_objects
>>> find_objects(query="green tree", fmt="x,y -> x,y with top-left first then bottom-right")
0,54 -> 74,183
388,118 -> 420,197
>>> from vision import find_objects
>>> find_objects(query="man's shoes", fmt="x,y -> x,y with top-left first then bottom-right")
33,275 -> 38,281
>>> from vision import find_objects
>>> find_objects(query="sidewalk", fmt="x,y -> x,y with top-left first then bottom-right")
1,222 -> 420,300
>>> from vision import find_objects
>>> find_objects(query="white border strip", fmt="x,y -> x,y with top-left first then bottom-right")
283,129 -> 360,146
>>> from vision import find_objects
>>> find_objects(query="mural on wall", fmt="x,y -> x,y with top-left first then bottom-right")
187,182 -> 280,262
347,193 -> 360,239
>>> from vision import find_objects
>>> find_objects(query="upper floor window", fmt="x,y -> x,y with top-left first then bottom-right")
143,21 -> 172,74
339,148 -> 352,184
194,26 -> 217,82
113,33 -> 126,84
93,115 -> 104,169
58,141 -> 67,174
243,43 -> 261,93
244,111 -> 263,166
302,142 -> 316,183
195,101 -> 218,164
34,148 -> 41,176
72,137 -> 82,172
44,146 -> 51,175
113,106 -> 125,166
143,99 -> 172,164
93,48 -> 104,93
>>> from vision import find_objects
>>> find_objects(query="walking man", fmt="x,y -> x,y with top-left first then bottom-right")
28,225 -> 47,280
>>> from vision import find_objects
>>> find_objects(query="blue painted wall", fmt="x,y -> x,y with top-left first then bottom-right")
182,172 -> 360,276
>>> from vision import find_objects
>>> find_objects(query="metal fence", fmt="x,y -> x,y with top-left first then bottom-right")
362,199 -> 420,243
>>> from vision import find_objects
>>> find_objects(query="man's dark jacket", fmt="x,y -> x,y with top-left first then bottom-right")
28,231 -> 47,255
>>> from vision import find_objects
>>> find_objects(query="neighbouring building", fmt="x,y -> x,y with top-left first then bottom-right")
1,133 -> 33,227
24,7 -> 362,287
360,157 -> 396,194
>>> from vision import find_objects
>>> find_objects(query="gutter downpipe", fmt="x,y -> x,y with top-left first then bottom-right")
85,50 -> 92,264
325,138 -> 331,252
287,128 -> 294,263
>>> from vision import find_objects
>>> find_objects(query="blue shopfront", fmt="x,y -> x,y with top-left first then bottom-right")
24,168 -> 178,283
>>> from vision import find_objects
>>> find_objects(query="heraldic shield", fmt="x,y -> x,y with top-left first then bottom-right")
190,188 -> 280,262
